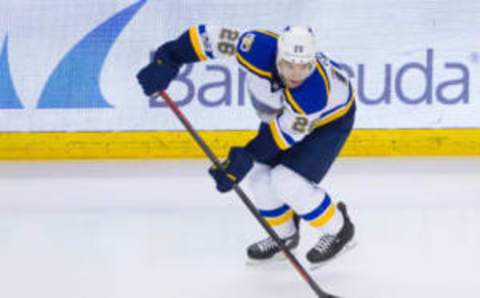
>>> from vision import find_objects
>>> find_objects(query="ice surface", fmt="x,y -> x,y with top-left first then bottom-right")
0,158 -> 479,298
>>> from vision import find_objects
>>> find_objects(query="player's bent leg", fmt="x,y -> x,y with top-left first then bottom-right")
244,163 -> 299,262
270,165 -> 355,265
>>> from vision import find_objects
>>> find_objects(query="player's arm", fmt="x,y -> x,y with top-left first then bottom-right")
136,25 -> 242,96
247,74 -> 284,123
208,107 -> 315,193
245,107 -> 318,163
153,25 -> 242,64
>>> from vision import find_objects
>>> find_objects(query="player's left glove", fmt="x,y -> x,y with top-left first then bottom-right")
208,147 -> 254,193
136,60 -> 179,96
136,42 -> 181,96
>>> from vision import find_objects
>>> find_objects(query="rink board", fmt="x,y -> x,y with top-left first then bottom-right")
2,1 -> 479,160
1,129 -> 480,160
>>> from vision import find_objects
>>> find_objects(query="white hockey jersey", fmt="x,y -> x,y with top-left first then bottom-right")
187,25 -> 355,151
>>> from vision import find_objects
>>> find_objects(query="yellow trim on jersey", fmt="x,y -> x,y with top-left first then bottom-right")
309,204 -> 336,228
265,210 -> 295,226
269,119 -> 290,150
313,94 -> 355,129
315,62 -> 330,98
235,52 -> 272,79
188,26 -> 208,61
284,89 -> 306,115
254,30 -> 279,38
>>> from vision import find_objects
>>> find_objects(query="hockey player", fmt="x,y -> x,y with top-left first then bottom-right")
137,25 -> 356,265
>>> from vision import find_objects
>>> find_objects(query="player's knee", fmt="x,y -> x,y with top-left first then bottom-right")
245,162 -> 272,200
270,165 -> 313,202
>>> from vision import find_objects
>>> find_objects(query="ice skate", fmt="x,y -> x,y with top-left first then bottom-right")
246,231 -> 300,265
307,202 -> 356,269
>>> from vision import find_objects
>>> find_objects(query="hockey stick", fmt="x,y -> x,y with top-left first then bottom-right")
151,90 -> 339,298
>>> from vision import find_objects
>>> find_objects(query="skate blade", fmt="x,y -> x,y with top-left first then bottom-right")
246,249 -> 297,267
309,240 -> 358,271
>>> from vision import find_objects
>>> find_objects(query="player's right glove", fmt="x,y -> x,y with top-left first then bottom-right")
208,147 -> 254,193
136,43 -> 181,96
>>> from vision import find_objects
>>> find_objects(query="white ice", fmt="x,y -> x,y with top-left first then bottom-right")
0,158 -> 479,298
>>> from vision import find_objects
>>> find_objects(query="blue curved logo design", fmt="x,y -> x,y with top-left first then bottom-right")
0,35 -> 23,109
0,0 -> 146,109
38,0 -> 147,108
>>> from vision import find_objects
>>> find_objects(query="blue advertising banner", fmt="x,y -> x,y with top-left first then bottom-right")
0,0 -> 478,133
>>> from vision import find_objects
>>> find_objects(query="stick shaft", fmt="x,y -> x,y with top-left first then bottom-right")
153,91 -> 336,298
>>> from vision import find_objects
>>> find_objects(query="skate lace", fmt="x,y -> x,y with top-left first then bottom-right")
314,234 -> 336,253
257,238 -> 278,252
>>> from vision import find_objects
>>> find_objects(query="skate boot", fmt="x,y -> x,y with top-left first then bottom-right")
247,231 -> 300,262
306,202 -> 355,265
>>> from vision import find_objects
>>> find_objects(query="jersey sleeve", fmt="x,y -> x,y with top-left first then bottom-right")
169,25 -> 279,77
185,25 -> 244,61
156,25 -> 244,66
244,100 -> 323,162
246,74 -> 283,122
267,106 -> 320,150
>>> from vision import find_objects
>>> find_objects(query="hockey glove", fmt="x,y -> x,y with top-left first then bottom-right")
208,147 -> 254,193
136,45 -> 181,96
